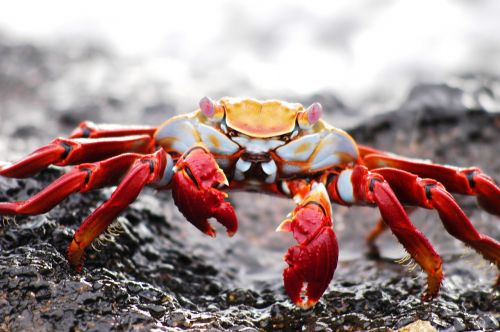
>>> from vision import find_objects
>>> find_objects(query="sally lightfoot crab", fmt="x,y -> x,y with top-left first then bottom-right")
0,97 -> 499,308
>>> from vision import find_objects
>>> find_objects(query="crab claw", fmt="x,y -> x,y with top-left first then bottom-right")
279,183 -> 338,308
171,145 -> 237,237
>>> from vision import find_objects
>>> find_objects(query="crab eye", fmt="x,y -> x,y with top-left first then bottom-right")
200,96 -> 215,117
199,96 -> 225,122
298,102 -> 323,129
307,103 -> 322,123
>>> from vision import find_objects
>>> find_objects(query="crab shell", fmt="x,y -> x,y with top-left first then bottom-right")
221,97 -> 304,138
155,97 -> 359,181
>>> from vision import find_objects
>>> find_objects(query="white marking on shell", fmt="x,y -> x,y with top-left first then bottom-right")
310,155 -> 340,171
275,134 -> 320,162
265,139 -> 286,150
232,136 -> 284,153
246,139 -> 274,154
197,123 -> 239,155
337,169 -> 355,203
156,119 -> 198,153
236,158 -> 252,173
310,132 -> 358,171
281,164 -> 303,175
231,136 -> 249,146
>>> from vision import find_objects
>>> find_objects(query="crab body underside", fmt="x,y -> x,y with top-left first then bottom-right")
0,97 -> 499,308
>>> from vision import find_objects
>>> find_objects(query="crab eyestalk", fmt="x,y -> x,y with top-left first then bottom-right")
199,96 -> 225,122
298,102 -> 323,130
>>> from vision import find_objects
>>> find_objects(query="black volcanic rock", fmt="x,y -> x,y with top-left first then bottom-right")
0,35 -> 499,331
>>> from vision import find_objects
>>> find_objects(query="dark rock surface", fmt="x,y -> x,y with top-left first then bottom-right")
0,35 -> 499,331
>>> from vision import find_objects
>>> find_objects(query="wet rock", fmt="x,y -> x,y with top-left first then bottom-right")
1,108 -> 499,330
0,34 -> 499,331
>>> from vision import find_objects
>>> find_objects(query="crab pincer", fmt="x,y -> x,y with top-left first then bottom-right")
278,183 -> 339,309
171,145 -> 238,237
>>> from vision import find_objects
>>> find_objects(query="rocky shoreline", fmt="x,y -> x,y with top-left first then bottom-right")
0,36 -> 499,331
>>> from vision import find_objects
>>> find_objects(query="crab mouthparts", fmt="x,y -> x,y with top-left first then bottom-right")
234,154 -> 278,184
240,152 -> 272,163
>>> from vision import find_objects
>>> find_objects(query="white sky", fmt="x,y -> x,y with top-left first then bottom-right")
1,0 -> 499,108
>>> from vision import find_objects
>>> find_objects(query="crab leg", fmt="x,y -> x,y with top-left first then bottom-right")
69,121 -> 157,139
373,168 -> 500,270
0,153 -> 145,215
326,165 -> 443,300
366,207 -> 418,243
67,149 -> 169,271
0,135 -> 154,178
277,182 -> 338,309
360,146 -> 500,216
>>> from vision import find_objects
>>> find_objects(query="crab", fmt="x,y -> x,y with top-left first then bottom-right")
0,97 -> 499,308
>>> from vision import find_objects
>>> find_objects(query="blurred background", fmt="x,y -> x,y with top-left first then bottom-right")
1,0 -> 500,126
1,0 -> 499,258
1,0 -> 499,273
0,1 -> 499,329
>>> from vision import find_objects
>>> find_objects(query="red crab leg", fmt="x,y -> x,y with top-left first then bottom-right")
366,207 -> 417,245
0,153 -> 144,215
171,144 -> 237,237
69,121 -> 157,139
359,146 -> 500,216
373,168 -> 500,270
326,165 -> 443,300
0,135 -> 154,178
67,149 -> 168,271
277,182 -> 338,309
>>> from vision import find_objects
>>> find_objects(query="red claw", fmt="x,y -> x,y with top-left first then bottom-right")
171,146 -> 238,237
279,183 -> 339,308
284,226 -> 338,308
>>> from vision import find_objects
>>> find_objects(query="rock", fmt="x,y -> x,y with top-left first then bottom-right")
398,320 -> 436,332
0,33 -> 499,331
